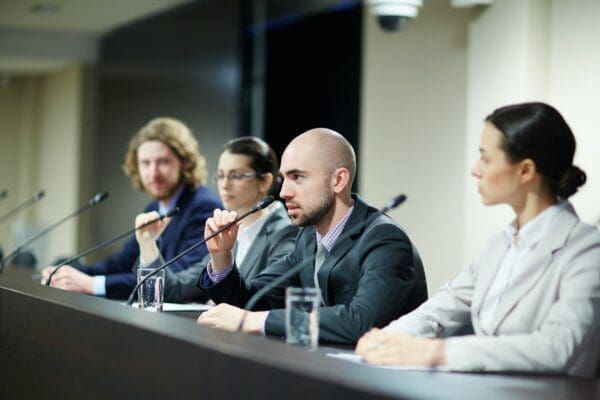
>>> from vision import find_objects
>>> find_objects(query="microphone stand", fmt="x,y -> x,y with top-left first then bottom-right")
126,196 -> 276,306
0,190 -> 45,226
0,191 -> 109,273
45,207 -> 181,286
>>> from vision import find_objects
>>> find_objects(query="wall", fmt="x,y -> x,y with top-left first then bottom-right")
0,65 -> 88,266
548,0 -> 600,224
361,1 -> 474,293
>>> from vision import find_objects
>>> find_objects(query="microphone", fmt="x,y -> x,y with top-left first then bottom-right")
237,194 -> 407,330
126,195 -> 276,306
45,207 -> 181,286
0,190 -> 45,226
0,189 -> 7,202
0,191 -> 109,273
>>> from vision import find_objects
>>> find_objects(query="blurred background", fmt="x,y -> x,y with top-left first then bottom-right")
1,0 -> 599,294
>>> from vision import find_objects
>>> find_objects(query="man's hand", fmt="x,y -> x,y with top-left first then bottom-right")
40,265 -> 94,295
204,209 -> 240,270
135,211 -> 169,263
355,328 -> 446,367
197,303 -> 266,334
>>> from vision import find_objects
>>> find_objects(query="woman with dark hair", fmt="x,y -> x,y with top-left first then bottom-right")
135,137 -> 297,303
356,102 -> 600,378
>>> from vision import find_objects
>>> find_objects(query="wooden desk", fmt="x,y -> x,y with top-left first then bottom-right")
1,270 -> 598,400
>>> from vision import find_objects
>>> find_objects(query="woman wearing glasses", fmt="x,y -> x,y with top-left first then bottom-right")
135,137 -> 298,303
356,102 -> 600,378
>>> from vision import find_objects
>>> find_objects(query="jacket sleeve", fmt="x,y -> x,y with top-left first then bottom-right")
266,222 -> 420,344
163,254 -> 210,303
442,232 -> 600,375
384,260 -> 476,338
199,248 -> 302,310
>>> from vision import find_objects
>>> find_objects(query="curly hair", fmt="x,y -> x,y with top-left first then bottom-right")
123,117 -> 208,191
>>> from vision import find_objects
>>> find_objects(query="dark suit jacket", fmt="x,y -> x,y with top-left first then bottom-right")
199,195 -> 428,344
157,204 -> 297,302
82,185 -> 221,299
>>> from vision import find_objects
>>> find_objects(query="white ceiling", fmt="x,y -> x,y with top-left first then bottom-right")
0,0 -> 194,75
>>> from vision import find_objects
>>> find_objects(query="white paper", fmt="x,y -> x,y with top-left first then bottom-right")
326,352 -> 442,371
130,302 -> 212,312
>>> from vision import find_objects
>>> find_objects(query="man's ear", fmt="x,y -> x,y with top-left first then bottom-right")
331,167 -> 350,194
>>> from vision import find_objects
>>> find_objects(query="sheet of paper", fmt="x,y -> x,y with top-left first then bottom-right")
162,302 -> 212,312
130,302 -> 212,312
326,352 -> 444,371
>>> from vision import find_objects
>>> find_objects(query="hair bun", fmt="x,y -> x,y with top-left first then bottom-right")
556,165 -> 587,199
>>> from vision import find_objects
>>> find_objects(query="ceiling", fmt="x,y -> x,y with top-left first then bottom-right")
0,0 -> 194,75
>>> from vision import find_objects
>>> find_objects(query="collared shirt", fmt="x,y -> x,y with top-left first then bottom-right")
92,184 -> 186,296
236,202 -> 279,267
316,203 -> 354,253
478,202 -> 566,333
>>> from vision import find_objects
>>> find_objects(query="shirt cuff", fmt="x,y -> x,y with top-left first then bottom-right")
261,311 -> 269,335
92,275 -> 106,296
206,260 -> 234,283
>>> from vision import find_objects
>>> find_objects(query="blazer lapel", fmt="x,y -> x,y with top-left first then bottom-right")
488,206 -> 578,334
238,224 -> 270,279
471,235 -> 511,320
317,196 -> 367,306
317,235 -> 355,305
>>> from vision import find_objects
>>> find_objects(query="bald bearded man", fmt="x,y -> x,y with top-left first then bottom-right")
196,128 -> 427,344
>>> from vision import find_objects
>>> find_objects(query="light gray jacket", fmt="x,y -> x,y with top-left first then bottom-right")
385,202 -> 600,378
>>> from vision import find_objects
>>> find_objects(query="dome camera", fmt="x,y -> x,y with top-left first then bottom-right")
367,0 -> 423,33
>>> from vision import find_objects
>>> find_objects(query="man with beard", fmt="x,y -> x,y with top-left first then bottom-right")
41,118 -> 221,299
196,128 -> 427,344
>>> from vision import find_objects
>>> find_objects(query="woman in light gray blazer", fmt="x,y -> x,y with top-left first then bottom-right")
356,102 -> 600,378
135,137 -> 297,303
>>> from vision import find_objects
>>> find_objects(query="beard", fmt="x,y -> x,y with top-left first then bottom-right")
145,177 -> 182,202
293,189 -> 335,227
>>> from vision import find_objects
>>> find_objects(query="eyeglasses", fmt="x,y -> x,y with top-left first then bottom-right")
212,171 -> 259,183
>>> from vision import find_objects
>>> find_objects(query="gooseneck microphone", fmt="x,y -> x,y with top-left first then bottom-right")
0,191 -> 109,273
45,207 -> 181,286
236,194 -> 407,331
0,190 -> 45,226
126,195 -> 276,306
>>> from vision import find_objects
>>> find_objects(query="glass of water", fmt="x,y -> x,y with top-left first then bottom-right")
285,287 -> 319,350
136,267 -> 165,312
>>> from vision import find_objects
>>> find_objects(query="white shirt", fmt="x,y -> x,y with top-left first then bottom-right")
478,202 -> 566,333
235,202 -> 279,267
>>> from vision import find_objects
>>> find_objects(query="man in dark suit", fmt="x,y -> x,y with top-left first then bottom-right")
196,128 -> 427,344
41,118 -> 221,299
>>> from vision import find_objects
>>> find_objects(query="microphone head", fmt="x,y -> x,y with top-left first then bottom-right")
160,207 -> 180,219
89,191 -> 109,206
382,194 -> 407,212
34,190 -> 45,200
253,195 -> 276,212
0,190 -> 7,200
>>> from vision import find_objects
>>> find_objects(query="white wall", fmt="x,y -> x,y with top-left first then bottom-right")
361,1 -> 474,293
548,0 -> 600,224
463,0 -> 551,263
0,65 -> 88,265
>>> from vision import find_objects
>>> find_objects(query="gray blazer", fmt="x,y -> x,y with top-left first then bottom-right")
385,202 -> 600,378
158,204 -> 297,303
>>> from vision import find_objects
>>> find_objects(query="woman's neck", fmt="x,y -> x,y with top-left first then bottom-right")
513,190 -> 558,231
238,207 -> 268,229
